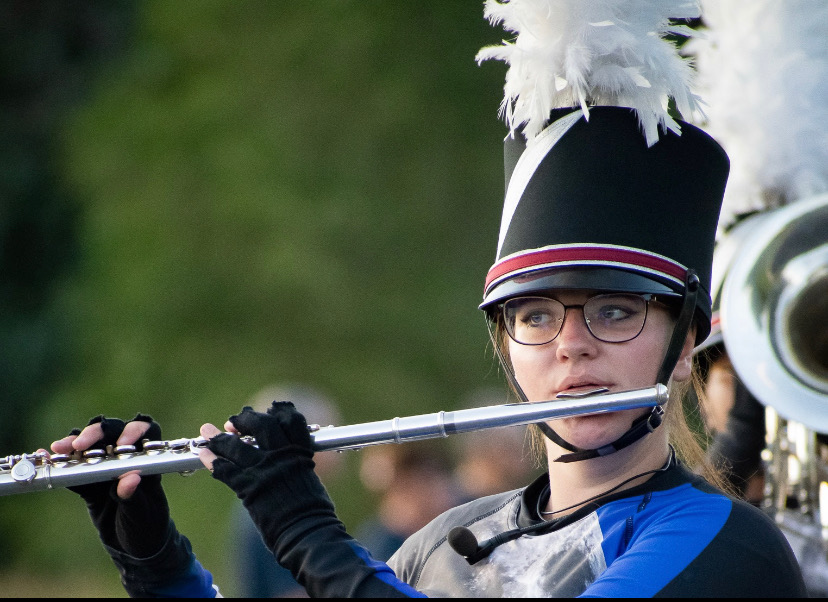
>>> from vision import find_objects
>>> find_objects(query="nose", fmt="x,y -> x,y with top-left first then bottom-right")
555,307 -> 597,360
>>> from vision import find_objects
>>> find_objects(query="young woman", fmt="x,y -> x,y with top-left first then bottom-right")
52,2 -> 807,597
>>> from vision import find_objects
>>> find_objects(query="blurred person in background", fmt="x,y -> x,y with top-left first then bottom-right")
229,384 -> 343,598
354,441 -> 462,562
696,346 -> 766,505
451,387 -> 540,500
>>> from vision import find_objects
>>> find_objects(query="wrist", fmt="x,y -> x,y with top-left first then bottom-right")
103,520 -> 204,596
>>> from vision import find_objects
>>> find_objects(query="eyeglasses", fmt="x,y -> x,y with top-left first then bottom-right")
502,293 -> 655,346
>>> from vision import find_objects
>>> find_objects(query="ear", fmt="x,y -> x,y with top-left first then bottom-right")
671,326 -> 697,383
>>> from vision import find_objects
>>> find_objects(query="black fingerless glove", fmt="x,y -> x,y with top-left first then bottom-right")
69,414 -> 172,558
68,415 -> 202,597
208,402 -> 417,598
207,403 -> 339,551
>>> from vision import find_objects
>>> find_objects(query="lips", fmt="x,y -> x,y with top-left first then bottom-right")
556,378 -> 612,396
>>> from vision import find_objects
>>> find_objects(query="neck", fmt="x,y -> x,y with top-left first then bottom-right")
543,428 -> 669,516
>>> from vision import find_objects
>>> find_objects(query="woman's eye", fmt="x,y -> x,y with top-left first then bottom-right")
520,310 -> 553,327
596,305 -> 635,321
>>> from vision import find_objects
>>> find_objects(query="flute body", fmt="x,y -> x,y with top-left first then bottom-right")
0,385 -> 667,496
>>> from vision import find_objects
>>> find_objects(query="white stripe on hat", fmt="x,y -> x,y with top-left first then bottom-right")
496,110 -> 584,258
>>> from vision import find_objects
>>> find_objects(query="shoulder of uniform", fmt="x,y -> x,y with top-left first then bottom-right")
388,488 -> 524,581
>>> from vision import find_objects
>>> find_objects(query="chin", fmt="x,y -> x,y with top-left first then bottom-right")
556,413 -> 634,450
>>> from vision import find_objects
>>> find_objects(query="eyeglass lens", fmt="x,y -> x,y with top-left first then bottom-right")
503,294 -> 649,345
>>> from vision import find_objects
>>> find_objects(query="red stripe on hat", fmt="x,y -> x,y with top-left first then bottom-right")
485,245 -> 687,292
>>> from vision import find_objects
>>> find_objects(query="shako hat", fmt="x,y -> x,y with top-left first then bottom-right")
476,0 -> 729,346
481,106 -> 729,344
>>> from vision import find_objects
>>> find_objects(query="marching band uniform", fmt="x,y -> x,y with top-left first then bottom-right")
390,461 -> 801,597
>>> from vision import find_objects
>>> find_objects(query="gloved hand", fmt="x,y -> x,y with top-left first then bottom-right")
51,415 -> 212,598
205,402 -> 338,552
55,414 -> 172,558
202,403 -> 421,598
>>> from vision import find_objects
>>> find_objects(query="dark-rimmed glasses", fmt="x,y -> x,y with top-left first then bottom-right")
502,294 -> 656,345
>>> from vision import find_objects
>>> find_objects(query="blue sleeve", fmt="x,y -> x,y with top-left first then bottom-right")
143,557 -> 217,598
105,523 -> 218,598
274,515 -> 428,598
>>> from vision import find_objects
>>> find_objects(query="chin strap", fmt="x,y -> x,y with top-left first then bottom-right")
655,271 -> 699,385
489,270 -> 699,464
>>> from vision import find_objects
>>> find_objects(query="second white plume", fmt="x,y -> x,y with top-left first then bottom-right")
691,0 -> 828,229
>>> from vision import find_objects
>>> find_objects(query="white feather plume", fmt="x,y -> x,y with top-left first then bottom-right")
691,0 -> 828,228
476,0 -> 702,146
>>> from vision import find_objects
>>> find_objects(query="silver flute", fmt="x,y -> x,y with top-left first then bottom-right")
0,385 -> 667,496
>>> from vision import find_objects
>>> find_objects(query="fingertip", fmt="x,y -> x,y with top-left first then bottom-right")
50,436 -> 75,453
117,420 -> 152,446
200,423 -> 221,438
76,422 -> 109,450
224,420 -> 239,434
116,471 -> 142,500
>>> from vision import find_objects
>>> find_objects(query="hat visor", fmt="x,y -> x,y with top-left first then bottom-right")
480,266 -> 680,311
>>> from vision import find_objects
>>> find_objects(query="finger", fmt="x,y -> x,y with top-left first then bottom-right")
207,433 -> 262,469
131,414 -> 162,441
198,424 -> 224,472
230,408 -> 290,450
276,405 -> 312,445
72,423 -> 105,451
226,407 -> 259,436
198,447 -> 217,472
224,420 -> 239,434
263,402 -> 311,448
117,420 -> 152,446
116,470 -> 142,500
51,435 -> 78,454
200,423 -> 222,439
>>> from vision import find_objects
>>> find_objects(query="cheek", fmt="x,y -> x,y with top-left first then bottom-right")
508,340 -> 554,399
616,331 -> 668,385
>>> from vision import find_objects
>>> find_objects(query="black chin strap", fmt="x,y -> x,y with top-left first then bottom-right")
489,270 -> 699,464
655,271 -> 699,385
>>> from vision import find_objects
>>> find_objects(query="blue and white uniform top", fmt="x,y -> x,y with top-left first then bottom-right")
388,461 -> 805,597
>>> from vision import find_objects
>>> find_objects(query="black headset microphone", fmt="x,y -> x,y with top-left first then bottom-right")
447,525 -> 542,565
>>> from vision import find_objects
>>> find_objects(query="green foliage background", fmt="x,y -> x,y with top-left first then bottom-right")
1,0 -> 511,596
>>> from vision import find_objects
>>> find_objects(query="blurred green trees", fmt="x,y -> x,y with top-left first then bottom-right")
2,0 -> 511,596
0,0 -> 135,452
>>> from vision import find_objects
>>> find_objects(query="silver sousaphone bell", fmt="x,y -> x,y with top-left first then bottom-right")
720,193 -> 828,429
712,193 -> 828,595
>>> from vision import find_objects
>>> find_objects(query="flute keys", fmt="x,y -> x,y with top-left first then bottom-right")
11,458 -> 37,483
168,438 -> 190,452
83,449 -> 107,464
143,440 -> 167,453
114,445 -> 137,458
